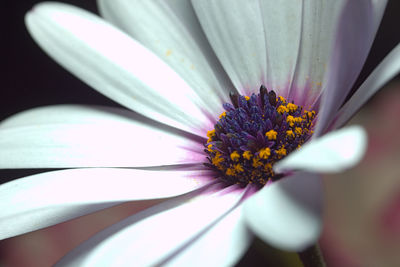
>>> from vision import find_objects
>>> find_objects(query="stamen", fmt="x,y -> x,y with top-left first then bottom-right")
265,130 -> 277,140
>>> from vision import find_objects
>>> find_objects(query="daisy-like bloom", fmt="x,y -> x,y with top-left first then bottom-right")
1,0 -> 400,266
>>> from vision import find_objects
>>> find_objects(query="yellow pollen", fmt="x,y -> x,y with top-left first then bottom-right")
295,127 -> 303,135
259,147 -> 271,159
265,130 -> 277,140
226,168 -> 236,176
264,163 -> 272,171
244,96 -> 250,100
219,111 -> 227,119
305,110 -> 316,119
276,146 -> 287,157
277,105 -> 289,114
286,130 -> 295,138
234,163 -> 244,173
242,150 -> 252,160
286,115 -> 295,127
287,103 -> 298,112
295,117 -> 303,123
207,144 -> 214,152
252,157 -> 263,168
211,152 -> 224,166
230,151 -> 240,162
206,130 -> 215,142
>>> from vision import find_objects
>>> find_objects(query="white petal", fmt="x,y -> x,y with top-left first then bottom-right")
55,186 -> 244,266
244,172 -> 323,251
284,1 -> 346,107
333,44 -> 400,129
0,168 -> 214,240
192,0 -> 267,94
259,1 -> 347,107
164,206 -> 252,267
315,0 -> 388,134
25,2 -> 212,135
0,105 -> 204,168
257,0 -> 302,99
274,126 -> 367,173
98,0 -> 233,116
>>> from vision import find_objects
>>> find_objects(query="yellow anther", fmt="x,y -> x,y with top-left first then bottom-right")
277,105 -> 289,114
286,115 -> 295,127
265,130 -> 277,140
207,130 -> 215,142
234,163 -> 244,173
207,144 -> 214,152
306,110 -> 316,119
243,150 -> 252,160
230,151 -> 240,162
219,111 -> 227,119
211,152 -> 224,166
287,103 -> 298,112
207,129 -> 215,138
226,168 -> 236,176
295,117 -> 303,123
244,96 -> 250,101
295,127 -> 303,135
252,157 -> 263,168
259,147 -> 271,159
276,146 -> 287,157
286,130 -> 295,138
264,163 -> 272,171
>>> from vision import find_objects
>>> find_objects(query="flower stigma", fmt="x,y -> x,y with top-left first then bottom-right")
204,85 -> 316,188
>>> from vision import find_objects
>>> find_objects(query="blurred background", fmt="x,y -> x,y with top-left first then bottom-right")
1,0 -> 400,266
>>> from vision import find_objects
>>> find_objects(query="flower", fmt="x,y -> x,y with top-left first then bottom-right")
1,0 -> 399,266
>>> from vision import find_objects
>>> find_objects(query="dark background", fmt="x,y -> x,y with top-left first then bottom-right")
1,1 -> 400,266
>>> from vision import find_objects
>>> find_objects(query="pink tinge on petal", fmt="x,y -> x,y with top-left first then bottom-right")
331,45 -> 400,130
321,225 -> 363,267
225,74 -> 321,113
380,188 -> 400,240
315,0 -> 384,135
288,81 -> 322,111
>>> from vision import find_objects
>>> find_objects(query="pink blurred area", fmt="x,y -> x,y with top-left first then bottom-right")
321,81 -> 400,267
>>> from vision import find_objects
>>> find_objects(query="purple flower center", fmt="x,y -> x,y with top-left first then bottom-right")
204,85 -> 316,187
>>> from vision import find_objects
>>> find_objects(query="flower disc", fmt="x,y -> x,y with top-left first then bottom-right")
205,85 -> 316,187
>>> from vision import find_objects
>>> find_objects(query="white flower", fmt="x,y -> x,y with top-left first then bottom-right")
1,1 -> 399,266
